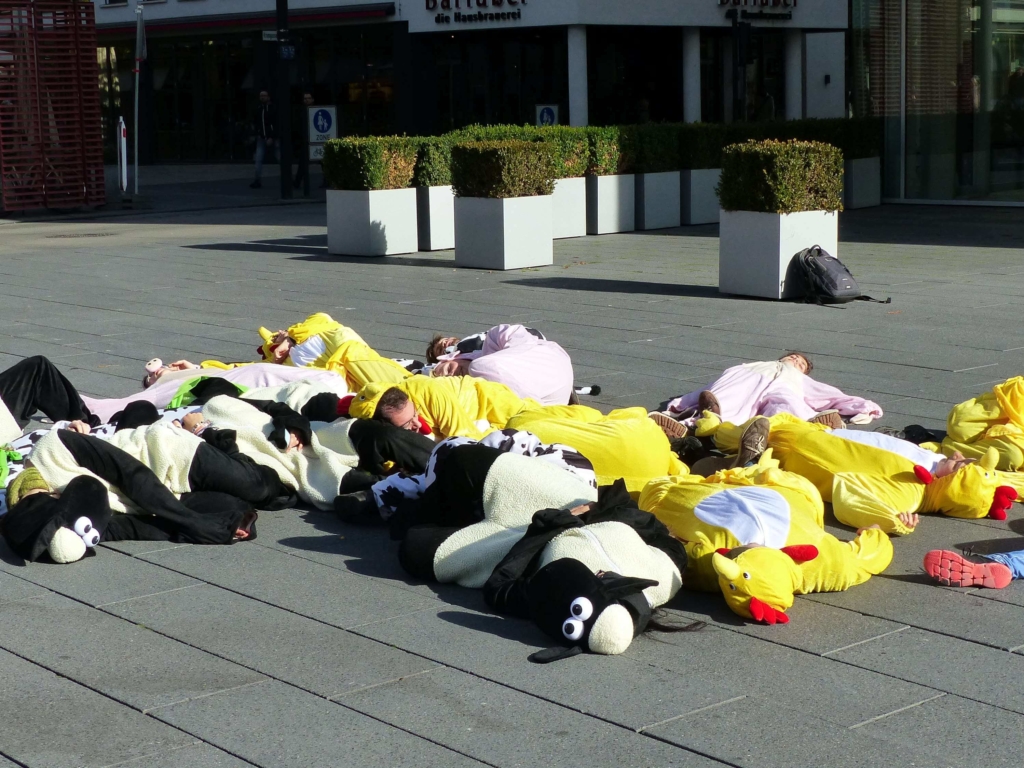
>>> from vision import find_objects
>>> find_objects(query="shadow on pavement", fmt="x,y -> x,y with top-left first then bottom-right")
503,276 -> 722,299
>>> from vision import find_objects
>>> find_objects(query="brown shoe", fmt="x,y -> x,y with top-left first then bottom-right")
809,409 -> 843,430
649,411 -> 688,439
698,390 -> 721,416
732,416 -> 770,468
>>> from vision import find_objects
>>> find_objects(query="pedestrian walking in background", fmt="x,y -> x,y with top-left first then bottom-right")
250,89 -> 277,189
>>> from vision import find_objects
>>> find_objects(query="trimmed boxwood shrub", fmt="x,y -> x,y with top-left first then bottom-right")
585,125 -> 636,176
413,136 -> 453,187
717,139 -> 844,213
451,140 -> 556,198
679,122 -> 730,170
536,126 -> 589,179
633,123 -> 682,174
322,136 -> 417,191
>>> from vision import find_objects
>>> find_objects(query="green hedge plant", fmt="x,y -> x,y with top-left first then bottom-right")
451,140 -> 556,198
536,126 -> 589,179
717,139 -> 844,214
585,125 -> 636,176
678,122 -> 730,170
633,123 -> 682,173
413,136 -> 453,187
322,137 -> 417,191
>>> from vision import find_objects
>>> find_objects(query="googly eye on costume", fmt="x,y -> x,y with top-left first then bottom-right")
73,516 -> 100,548
728,583 -> 737,591
562,618 -> 585,641
742,572 -> 751,580
569,597 -> 594,621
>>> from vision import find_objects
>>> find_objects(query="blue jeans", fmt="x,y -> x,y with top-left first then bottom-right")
983,550 -> 1024,579
254,137 -> 277,180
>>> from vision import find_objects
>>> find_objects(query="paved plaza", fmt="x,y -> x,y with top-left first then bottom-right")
0,201 -> 1022,768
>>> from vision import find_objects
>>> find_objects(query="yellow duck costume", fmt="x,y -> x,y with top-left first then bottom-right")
938,376 -> 1024,479
507,407 -> 688,494
639,450 -> 893,624
697,412 -> 1018,535
348,376 -> 593,441
198,313 -> 410,392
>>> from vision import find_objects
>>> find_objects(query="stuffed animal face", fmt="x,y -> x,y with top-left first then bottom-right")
526,558 -> 657,661
712,544 -> 818,624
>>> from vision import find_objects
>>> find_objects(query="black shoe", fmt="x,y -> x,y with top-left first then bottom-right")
334,490 -> 382,525
250,180 -> 262,189
670,435 -> 708,465
339,469 -> 379,494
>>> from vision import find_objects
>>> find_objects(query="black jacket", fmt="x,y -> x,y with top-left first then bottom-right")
253,103 -> 277,140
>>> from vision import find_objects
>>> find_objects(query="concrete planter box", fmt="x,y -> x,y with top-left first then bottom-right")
417,185 -> 455,251
327,188 -> 418,257
586,174 -> 635,234
552,177 -> 586,239
635,171 -> 681,230
680,168 -> 721,225
719,209 -> 839,300
454,195 -> 553,270
844,156 -> 881,209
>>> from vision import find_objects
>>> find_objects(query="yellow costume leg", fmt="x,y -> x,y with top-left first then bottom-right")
327,341 -> 411,391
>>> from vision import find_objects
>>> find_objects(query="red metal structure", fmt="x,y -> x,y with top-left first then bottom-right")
0,0 -> 105,211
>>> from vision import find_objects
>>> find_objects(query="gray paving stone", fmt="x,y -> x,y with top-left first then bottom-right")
856,693 -> 1024,768
0,647 -> 195,768
152,680 -> 487,768
646,694 -> 953,768
138,541 -> 437,628
341,665 -> 722,767
103,583 -> 437,698
0,592 -> 265,712
91,743 -> 256,767
356,603 -> 750,731
806,575 -> 1024,650
0,540 -> 201,607
0,571 -> 49,604
829,627 -> 1024,714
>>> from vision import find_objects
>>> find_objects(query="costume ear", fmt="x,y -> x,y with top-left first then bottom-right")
602,575 -> 659,600
529,645 -> 585,664
748,596 -> 789,625
981,448 -> 999,471
913,465 -> 934,484
780,544 -> 818,563
712,552 -> 742,581
989,486 -> 1018,520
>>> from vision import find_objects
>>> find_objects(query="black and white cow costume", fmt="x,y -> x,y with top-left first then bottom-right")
396,445 -> 687,658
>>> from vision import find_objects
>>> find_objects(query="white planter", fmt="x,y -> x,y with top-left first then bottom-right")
635,171 -> 682,230
417,185 -> 455,251
586,174 -> 635,234
680,168 -> 721,225
454,195 -> 553,270
844,157 -> 881,210
718,209 -> 839,300
327,188 -> 418,257
552,177 -> 586,239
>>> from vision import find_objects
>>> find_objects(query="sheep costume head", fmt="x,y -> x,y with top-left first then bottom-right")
526,558 -> 658,662
2,474 -> 112,564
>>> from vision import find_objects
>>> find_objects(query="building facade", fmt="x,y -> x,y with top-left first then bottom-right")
850,0 -> 1024,202
93,0 -> 847,161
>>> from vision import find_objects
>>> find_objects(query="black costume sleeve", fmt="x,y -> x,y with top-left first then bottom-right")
56,430 -> 242,545
201,427 -> 241,456
578,480 -> 688,574
300,392 -> 343,423
348,418 -> 434,475
483,507 -> 583,618
234,399 -> 312,450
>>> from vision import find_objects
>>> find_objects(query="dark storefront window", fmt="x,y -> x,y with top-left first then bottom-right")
699,28 -> 785,124
409,27 -> 567,133
98,22 -> 397,163
587,26 -> 682,125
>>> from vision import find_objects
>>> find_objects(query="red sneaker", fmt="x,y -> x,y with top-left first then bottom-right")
923,550 -> 1012,589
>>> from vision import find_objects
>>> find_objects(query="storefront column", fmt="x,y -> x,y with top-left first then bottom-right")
567,25 -> 588,126
784,29 -> 803,120
682,27 -> 701,123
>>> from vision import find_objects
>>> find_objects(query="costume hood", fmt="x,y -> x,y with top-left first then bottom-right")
1,476 -> 112,563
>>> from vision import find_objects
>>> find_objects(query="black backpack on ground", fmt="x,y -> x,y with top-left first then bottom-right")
788,245 -> 890,306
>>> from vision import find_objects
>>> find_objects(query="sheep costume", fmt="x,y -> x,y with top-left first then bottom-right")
397,446 -> 685,659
